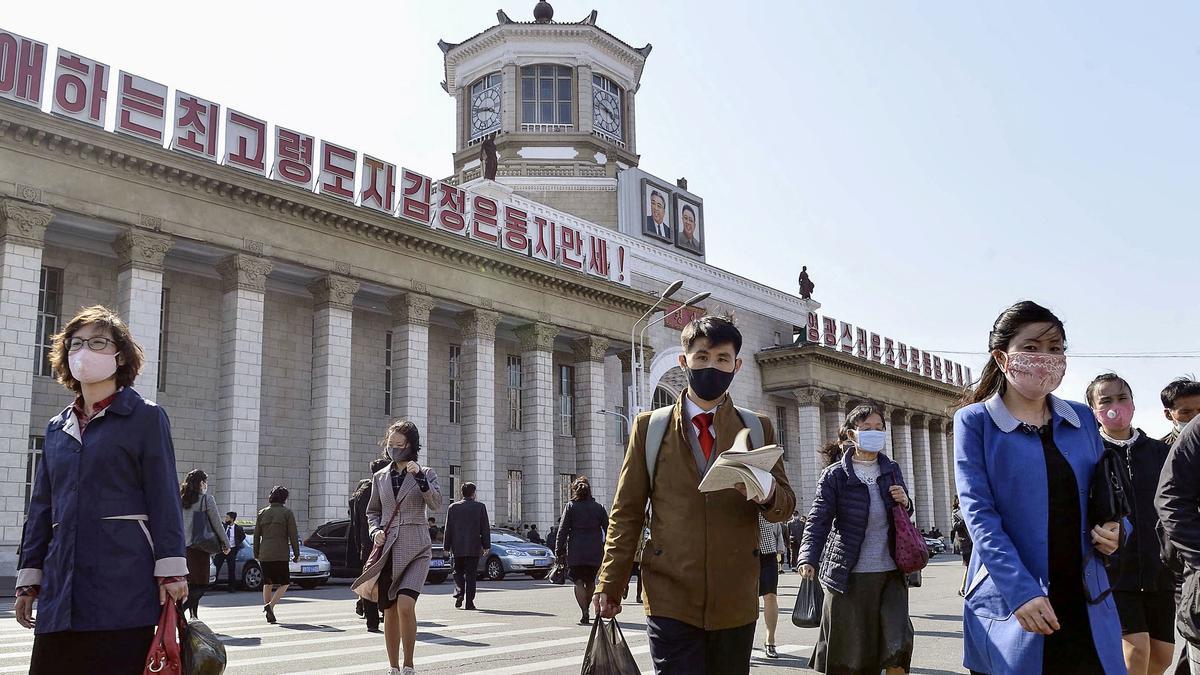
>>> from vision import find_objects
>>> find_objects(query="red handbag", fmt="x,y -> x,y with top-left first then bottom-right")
891,503 -> 930,574
143,600 -> 183,675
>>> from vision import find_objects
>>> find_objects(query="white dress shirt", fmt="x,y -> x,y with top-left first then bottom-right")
682,395 -> 721,460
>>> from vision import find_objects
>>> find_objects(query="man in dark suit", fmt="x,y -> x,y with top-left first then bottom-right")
644,190 -> 672,240
444,482 -> 491,610
215,511 -> 246,591
348,457 -> 390,631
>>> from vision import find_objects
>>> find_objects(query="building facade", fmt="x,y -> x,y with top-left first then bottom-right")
0,5 -> 963,575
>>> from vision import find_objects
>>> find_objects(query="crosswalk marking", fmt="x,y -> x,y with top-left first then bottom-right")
224,621 -> 507,652
458,643 -> 652,675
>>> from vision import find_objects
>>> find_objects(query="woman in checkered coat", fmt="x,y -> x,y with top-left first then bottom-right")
362,421 -> 442,675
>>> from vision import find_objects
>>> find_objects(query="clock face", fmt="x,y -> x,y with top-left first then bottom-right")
592,89 -> 621,137
471,87 -> 502,135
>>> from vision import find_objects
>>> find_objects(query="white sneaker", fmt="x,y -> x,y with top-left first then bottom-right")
384,669 -> 400,675
401,668 -> 416,675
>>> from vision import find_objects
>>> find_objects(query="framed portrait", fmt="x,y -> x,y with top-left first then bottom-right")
640,178 -> 674,243
673,194 -> 704,255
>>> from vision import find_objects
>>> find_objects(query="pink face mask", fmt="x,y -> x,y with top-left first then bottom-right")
1096,400 -> 1135,431
1001,352 -> 1066,400
68,348 -> 118,385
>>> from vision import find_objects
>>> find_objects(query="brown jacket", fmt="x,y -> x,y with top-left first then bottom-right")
595,392 -> 796,630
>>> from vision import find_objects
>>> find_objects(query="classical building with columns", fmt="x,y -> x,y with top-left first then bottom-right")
0,4 -> 963,575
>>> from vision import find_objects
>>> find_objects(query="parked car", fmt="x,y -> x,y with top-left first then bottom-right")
924,535 -> 946,557
304,518 -> 450,584
202,523 -> 332,591
452,528 -> 554,581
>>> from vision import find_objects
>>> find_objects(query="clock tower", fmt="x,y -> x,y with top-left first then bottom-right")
439,2 -> 651,229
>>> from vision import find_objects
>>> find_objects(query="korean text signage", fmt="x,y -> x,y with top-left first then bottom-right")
0,29 -> 631,286
805,312 -> 972,388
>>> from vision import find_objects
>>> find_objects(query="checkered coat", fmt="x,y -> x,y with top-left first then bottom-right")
351,466 -> 442,603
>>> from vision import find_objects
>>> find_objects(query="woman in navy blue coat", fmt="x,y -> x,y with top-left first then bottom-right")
954,301 -> 1123,675
799,404 -> 915,674
14,306 -> 188,674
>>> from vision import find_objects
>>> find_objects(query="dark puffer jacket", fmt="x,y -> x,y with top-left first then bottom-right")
799,450 -> 914,594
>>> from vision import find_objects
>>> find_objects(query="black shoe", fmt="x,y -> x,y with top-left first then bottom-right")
265,605 -> 276,624
355,599 -> 365,617
366,623 -> 381,633
465,603 -> 477,611
455,596 -> 463,609
579,613 -> 590,626
765,644 -> 778,659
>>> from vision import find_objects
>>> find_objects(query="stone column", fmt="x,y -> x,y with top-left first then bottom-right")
113,229 -> 172,394
793,387 -> 824,509
577,64 -> 594,136
821,392 -> 845,446
929,418 -> 952,536
307,275 -> 359,528
0,199 -> 51,574
573,336 -> 611,507
213,255 -> 272,518
388,293 -> 434,433
890,408 -> 916,492
501,64 -> 519,134
516,322 -> 558,533
457,309 -> 500,509
909,413 -> 935,529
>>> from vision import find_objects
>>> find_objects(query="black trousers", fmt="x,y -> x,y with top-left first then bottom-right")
788,542 -> 801,568
646,615 -> 756,675
31,626 -> 155,675
454,556 -> 479,603
214,547 -> 239,586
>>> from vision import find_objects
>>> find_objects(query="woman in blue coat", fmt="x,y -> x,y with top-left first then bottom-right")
954,301 -> 1123,675
14,306 -> 188,674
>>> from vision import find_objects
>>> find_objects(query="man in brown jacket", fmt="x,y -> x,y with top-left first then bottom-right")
594,315 -> 796,674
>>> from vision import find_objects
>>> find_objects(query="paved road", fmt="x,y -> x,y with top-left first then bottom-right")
0,556 -> 972,673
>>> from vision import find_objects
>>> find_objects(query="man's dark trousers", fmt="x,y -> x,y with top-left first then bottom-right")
214,547 -> 240,588
646,615 -> 755,674
454,556 -> 480,605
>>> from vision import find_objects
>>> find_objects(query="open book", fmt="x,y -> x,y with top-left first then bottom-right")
698,428 -> 783,502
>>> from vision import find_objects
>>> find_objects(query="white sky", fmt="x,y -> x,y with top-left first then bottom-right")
5,1 -> 1197,437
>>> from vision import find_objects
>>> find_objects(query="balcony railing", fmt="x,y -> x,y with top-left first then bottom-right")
591,129 -> 626,150
520,123 -> 574,134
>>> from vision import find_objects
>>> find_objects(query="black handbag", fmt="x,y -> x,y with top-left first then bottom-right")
181,618 -> 228,675
581,617 -> 639,675
190,508 -> 223,555
791,576 -> 823,628
1089,444 -> 1133,528
549,562 -> 567,585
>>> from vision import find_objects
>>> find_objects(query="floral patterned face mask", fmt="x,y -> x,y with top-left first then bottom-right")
1001,352 -> 1066,399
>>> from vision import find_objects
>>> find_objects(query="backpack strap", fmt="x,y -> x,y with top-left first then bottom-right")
645,406 -> 675,491
733,406 -> 765,449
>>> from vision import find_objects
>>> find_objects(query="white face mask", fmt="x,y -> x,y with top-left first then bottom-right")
854,429 -> 888,453
1175,419 -> 1189,433
68,348 -> 118,384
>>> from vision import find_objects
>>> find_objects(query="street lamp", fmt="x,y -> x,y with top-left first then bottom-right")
598,408 -> 631,439
629,280 -> 684,415
632,290 -> 712,415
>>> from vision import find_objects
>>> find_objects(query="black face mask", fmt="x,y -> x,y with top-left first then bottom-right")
686,366 -> 736,401
388,447 -> 418,463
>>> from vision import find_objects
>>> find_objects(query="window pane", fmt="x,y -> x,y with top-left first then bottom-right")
521,66 -> 534,77
558,103 -> 571,124
540,65 -> 555,78
540,103 -> 553,122
521,78 -> 534,100
557,65 -> 571,78
593,73 -> 602,88
557,78 -> 572,101
522,102 -> 536,122
539,78 -> 553,100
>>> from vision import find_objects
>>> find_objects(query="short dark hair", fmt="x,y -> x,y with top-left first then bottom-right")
680,314 -> 742,355
1162,378 -> 1200,409
462,482 -> 477,499
650,191 -> 665,207
681,205 -> 696,219
428,516 -> 435,522
1086,373 -> 1132,407
226,511 -> 238,520
571,476 -> 593,501
269,485 -> 289,504
370,457 -> 390,473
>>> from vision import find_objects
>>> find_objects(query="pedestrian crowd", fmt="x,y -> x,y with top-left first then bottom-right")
12,301 -> 1200,675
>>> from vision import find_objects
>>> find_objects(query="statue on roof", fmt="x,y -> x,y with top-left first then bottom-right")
798,266 -> 815,299
480,137 -> 498,181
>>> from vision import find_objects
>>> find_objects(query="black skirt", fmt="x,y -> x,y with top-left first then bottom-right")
30,626 -> 155,675
261,560 -> 291,586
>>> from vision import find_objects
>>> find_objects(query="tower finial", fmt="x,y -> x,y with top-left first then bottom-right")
533,1 -> 554,23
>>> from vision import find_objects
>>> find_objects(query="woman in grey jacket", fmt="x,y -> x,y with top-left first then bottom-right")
179,469 -> 228,619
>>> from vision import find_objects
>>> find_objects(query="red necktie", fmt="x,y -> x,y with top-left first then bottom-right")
692,412 -> 715,461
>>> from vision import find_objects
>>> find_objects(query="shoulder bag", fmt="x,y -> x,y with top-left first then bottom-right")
190,496 -> 223,555
351,491 -> 403,603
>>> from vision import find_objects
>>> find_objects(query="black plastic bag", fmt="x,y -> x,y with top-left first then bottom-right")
906,570 -> 922,587
1178,569 -> 1200,646
550,562 -> 567,585
581,617 -> 639,675
181,618 -> 227,674
791,576 -> 823,628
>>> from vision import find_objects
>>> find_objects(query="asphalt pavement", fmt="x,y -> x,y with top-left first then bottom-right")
0,556 -> 974,673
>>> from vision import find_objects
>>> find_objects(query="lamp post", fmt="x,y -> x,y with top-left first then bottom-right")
598,408 -> 632,442
635,291 -> 711,411
629,280 -> 684,416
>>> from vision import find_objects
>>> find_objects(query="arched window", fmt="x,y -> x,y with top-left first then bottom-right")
591,74 -> 623,144
521,65 -> 573,129
468,72 -> 502,141
652,386 -> 676,410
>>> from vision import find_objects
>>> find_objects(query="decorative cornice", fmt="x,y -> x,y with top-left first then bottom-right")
756,344 -> 962,401
0,198 -> 51,248
515,322 -> 558,353
571,336 -> 610,363
892,408 -> 914,424
216,254 -> 274,293
309,274 -> 360,309
113,228 -> 173,273
457,308 -> 501,341
0,108 -> 655,319
617,346 -> 655,372
388,293 -> 435,327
